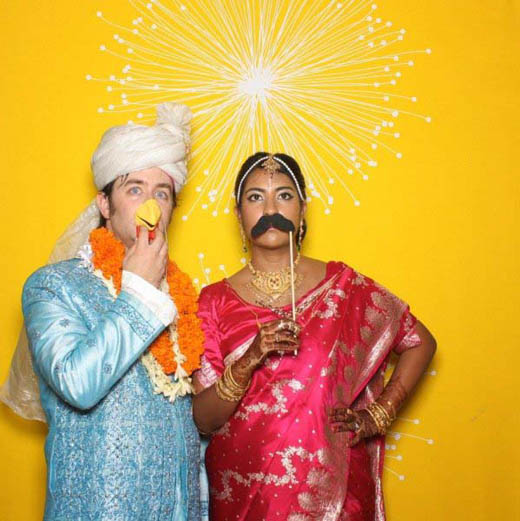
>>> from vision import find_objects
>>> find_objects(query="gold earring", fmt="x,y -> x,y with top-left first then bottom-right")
297,220 -> 304,251
240,225 -> 248,253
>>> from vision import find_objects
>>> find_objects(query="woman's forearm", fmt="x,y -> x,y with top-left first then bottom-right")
193,318 -> 302,433
193,348 -> 262,433
380,320 -> 437,417
192,384 -> 240,433
390,320 -> 436,391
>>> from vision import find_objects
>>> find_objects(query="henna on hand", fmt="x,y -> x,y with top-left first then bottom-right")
376,376 -> 408,419
328,408 -> 379,447
328,376 -> 410,446
230,347 -> 260,388
231,319 -> 301,386
248,319 -> 300,362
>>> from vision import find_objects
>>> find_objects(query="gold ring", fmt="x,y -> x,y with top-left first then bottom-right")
276,321 -> 288,331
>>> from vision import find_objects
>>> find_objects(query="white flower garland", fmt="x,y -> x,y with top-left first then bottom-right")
78,243 -> 193,402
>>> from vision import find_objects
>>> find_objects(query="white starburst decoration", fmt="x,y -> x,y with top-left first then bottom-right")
89,0 -> 431,219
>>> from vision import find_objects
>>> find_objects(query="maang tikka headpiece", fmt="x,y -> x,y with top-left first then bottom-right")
261,155 -> 281,177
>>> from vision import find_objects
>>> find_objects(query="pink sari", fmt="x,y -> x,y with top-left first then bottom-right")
197,262 -> 420,521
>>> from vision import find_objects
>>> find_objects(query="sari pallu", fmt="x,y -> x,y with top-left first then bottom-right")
197,262 -> 420,521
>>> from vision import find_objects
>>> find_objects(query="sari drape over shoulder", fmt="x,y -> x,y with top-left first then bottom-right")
197,262 -> 421,521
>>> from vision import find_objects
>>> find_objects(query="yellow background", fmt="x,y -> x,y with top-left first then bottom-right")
1,1 -> 518,519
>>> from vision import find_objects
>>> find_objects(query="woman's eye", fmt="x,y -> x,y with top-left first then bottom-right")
247,193 -> 262,202
279,192 -> 294,200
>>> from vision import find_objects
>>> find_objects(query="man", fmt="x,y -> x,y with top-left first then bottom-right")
9,102 -> 201,520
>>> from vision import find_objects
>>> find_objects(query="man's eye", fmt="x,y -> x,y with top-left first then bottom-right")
129,186 -> 141,195
155,191 -> 169,200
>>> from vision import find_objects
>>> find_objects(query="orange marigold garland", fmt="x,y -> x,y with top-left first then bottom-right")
89,227 -> 204,376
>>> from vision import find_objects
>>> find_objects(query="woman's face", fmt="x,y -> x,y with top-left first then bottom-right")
237,167 -> 305,250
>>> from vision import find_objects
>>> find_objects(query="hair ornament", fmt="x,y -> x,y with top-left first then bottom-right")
262,155 -> 281,176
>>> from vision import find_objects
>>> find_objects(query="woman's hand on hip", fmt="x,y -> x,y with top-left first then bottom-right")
328,407 -> 380,447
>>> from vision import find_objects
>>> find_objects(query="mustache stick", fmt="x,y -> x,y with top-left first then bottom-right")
289,231 -> 298,355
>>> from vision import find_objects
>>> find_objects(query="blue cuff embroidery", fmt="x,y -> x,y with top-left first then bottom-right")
113,292 -> 163,341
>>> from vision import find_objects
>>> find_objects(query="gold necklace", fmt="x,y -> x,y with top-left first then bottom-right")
246,253 -> 303,305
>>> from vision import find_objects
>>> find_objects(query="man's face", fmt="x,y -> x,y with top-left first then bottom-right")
96,167 -> 175,248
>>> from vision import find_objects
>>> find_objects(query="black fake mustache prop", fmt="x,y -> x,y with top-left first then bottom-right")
250,213 -> 295,239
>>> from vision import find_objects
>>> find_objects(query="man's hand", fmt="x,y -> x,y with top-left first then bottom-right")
122,226 -> 168,288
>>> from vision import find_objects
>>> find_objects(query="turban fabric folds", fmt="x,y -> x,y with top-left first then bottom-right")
92,102 -> 192,192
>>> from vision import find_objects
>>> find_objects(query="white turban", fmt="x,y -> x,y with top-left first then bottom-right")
91,102 -> 192,192
0,102 -> 192,422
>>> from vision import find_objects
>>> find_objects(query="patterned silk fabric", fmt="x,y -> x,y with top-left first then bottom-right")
23,259 -> 200,521
197,262 -> 420,521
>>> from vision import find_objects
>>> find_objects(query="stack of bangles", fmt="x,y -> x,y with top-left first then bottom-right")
365,402 -> 395,435
215,364 -> 251,402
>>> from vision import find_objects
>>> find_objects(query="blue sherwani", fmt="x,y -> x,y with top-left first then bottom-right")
23,259 -> 201,521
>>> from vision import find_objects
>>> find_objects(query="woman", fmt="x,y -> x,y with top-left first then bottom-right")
192,152 -> 436,521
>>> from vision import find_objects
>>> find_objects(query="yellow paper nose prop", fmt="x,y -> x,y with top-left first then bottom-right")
135,199 -> 162,231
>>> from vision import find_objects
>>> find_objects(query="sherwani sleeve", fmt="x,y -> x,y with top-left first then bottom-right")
22,266 -> 166,410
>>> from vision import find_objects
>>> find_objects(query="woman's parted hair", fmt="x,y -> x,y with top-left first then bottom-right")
233,152 -> 307,207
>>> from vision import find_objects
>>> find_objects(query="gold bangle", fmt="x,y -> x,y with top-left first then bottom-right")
372,402 -> 391,424
215,377 -> 240,402
365,404 -> 385,434
378,403 -> 393,430
379,398 -> 397,419
366,402 -> 392,435
225,365 -> 251,393
376,402 -> 393,431
214,365 -> 250,402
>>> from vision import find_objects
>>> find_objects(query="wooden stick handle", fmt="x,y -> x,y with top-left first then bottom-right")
289,231 -> 297,355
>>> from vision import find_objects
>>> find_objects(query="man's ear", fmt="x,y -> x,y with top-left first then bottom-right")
96,192 -> 111,220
